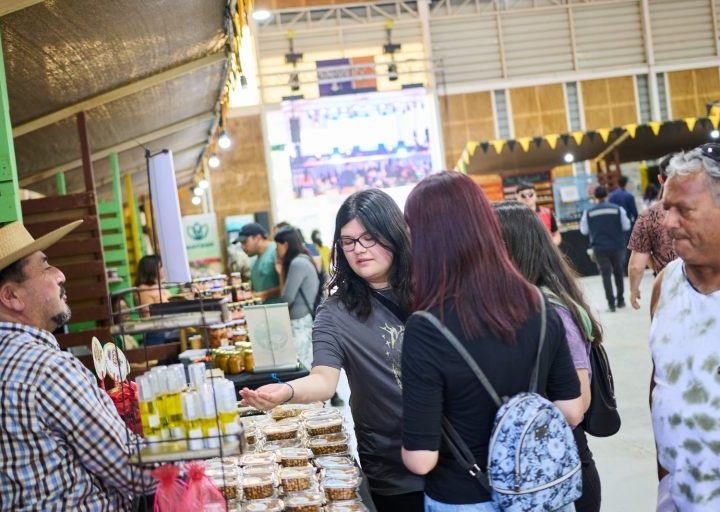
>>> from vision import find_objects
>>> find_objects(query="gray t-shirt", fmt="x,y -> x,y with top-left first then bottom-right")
281,255 -> 319,320
312,292 -> 424,496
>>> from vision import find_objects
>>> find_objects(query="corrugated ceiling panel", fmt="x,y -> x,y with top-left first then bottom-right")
574,1 -> 645,70
429,15 -> 503,86
650,0 -> 716,63
501,10 -> 573,77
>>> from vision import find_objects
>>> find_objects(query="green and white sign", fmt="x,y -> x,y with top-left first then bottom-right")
182,213 -> 223,277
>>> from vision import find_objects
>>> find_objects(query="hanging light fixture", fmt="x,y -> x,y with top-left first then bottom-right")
252,9 -> 272,22
218,131 -> 232,149
208,154 -> 221,168
191,195 -> 202,206
199,179 -> 210,189
193,186 -> 204,197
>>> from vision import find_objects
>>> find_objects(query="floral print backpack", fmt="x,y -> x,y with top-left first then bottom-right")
414,289 -> 582,511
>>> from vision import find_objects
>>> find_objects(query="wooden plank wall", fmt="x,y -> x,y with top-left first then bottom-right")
510,84 -> 568,139
21,192 -> 112,349
667,67 -> 720,118
581,76 -> 637,129
439,91 -> 495,170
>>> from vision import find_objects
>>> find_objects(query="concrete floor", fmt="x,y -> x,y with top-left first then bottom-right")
580,271 -> 658,511
333,271 -> 659,510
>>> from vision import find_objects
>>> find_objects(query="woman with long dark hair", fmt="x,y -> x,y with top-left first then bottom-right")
494,200 -> 602,512
401,172 -> 582,511
135,255 -> 170,317
273,226 -> 320,370
241,189 -> 423,511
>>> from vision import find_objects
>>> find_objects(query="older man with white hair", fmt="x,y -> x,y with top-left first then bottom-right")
650,143 -> 720,512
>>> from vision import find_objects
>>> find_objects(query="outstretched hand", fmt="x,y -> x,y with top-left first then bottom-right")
239,383 -> 292,411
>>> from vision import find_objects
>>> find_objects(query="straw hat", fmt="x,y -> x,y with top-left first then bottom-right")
0,220 -> 83,271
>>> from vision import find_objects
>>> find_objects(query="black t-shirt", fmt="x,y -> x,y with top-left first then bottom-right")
401,299 -> 580,504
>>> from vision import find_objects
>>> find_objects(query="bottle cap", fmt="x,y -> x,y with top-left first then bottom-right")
149,367 -> 168,396
200,383 -> 218,418
168,364 -> 187,391
188,362 -> 207,389
136,374 -> 154,402
181,390 -> 200,420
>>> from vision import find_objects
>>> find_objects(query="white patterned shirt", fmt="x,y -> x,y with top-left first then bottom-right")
651,259 -> 720,511
0,322 -> 155,511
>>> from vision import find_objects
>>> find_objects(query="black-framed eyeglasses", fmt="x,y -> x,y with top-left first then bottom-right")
700,143 -> 720,162
337,234 -> 378,252
518,191 -> 535,199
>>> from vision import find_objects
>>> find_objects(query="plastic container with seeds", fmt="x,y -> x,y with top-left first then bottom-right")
261,438 -> 303,453
284,491 -> 324,512
263,422 -> 300,441
322,475 -> 360,502
206,467 -> 239,500
313,456 -> 354,470
243,499 -> 285,512
323,466 -> 360,480
244,426 -> 258,446
327,500 -> 369,512
241,475 -> 275,500
277,447 -> 313,467
241,452 -> 276,467
308,433 -> 349,456
300,407 -> 342,421
242,463 -> 277,477
304,416 -> 343,437
279,466 -> 316,493
271,404 -> 301,420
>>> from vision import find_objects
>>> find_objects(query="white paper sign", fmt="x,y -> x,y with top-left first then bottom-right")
243,304 -> 298,372
103,343 -> 130,382
91,337 -> 106,379
559,185 -> 580,203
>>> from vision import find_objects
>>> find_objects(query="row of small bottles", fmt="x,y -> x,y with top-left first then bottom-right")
135,362 -> 240,450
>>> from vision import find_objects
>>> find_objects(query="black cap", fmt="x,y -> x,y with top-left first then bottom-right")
234,222 -> 267,244
516,181 -> 535,193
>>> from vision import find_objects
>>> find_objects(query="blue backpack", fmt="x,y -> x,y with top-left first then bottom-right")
414,291 -> 581,512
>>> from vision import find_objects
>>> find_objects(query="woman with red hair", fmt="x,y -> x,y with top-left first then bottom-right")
400,171 -> 583,511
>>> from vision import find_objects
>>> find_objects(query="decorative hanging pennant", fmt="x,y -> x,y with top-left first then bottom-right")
625,124 -> 638,138
587,131 -> 597,142
648,121 -> 662,136
517,137 -> 532,152
490,139 -> 506,154
507,140 -> 517,152
560,134 -> 571,146
466,141 -> 479,158
480,141 -> 491,153
532,136 -> 544,148
596,128 -> 611,143
571,131 -> 584,146
545,134 -> 560,150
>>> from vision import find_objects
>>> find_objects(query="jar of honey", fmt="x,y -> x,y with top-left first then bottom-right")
227,351 -> 244,374
243,348 -> 255,373
215,351 -> 230,373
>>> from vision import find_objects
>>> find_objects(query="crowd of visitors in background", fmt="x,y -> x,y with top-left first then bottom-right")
3,143 -> 719,511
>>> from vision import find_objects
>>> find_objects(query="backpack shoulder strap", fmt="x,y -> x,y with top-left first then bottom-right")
413,310 -> 502,408
528,287 -> 547,393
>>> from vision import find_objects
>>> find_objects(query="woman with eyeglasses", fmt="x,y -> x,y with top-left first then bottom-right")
494,200 -> 603,512
240,189 -> 424,512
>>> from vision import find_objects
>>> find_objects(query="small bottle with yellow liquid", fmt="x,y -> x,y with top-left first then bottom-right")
165,365 -> 187,441
217,379 -> 241,442
200,383 -> 220,449
181,390 -> 204,451
148,367 -> 170,441
136,374 -> 160,448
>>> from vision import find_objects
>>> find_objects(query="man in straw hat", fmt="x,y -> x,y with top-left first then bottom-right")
0,220 -> 155,510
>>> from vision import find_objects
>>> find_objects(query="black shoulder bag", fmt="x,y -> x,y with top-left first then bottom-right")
582,343 -> 621,437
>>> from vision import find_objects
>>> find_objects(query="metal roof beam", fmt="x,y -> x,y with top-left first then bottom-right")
0,0 -> 43,17
19,112 -> 214,187
13,51 -> 224,138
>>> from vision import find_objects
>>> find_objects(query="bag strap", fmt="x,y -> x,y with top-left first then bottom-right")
370,289 -> 409,324
298,287 -> 315,320
528,287 -> 547,393
412,287 -> 546,489
413,310 -> 503,408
